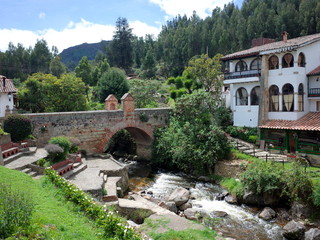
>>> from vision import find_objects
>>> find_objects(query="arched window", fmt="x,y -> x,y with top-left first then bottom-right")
282,84 -> 294,112
298,53 -> 306,67
298,83 -> 304,111
250,86 -> 260,105
235,60 -> 248,72
269,55 -> 279,70
250,58 -> 262,70
236,87 -> 248,105
269,85 -> 279,112
282,53 -> 294,68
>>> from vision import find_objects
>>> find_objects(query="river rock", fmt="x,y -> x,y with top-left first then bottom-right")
216,193 -> 225,201
258,207 -> 276,220
290,202 -> 313,219
158,201 -> 167,209
211,211 -> 228,218
282,220 -> 305,240
184,208 -> 198,220
225,195 -> 237,204
168,187 -> 190,207
305,228 -> 320,240
198,176 -> 210,181
165,201 -> 178,213
179,201 -> 192,211
242,190 -> 264,206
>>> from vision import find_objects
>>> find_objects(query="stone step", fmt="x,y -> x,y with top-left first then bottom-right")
29,171 -> 38,177
103,176 -> 122,202
21,168 -> 32,174
3,152 -> 25,165
63,162 -> 88,179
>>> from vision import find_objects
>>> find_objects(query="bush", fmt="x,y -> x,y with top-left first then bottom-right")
68,137 -> 81,153
3,115 -> 32,142
49,136 -> 71,154
0,183 -> 34,238
225,126 -> 258,142
312,184 -> 320,207
44,143 -> 65,163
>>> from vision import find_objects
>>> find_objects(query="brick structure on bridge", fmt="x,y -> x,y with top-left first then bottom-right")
25,94 -> 171,159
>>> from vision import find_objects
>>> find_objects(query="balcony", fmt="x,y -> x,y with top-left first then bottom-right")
224,69 -> 261,80
308,88 -> 320,97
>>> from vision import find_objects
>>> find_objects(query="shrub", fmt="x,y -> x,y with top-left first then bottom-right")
68,137 -> 81,153
225,126 -> 258,142
49,136 -> 71,154
3,114 -> 32,142
0,183 -> 34,238
312,184 -> 320,207
248,135 -> 258,144
0,127 -> 8,135
44,143 -> 65,163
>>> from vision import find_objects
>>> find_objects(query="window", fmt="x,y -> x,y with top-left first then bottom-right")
282,53 -> 294,68
250,86 -> 260,105
298,53 -> 306,67
282,84 -> 294,112
236,87 -> 248,105
235,60 -> 248,72
250,58 -> 262,70
269,55 -> 279,70
298,83 -> 304,111
269,85 -> 279,112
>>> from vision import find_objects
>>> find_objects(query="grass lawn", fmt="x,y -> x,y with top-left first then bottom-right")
0,166 -> 104,239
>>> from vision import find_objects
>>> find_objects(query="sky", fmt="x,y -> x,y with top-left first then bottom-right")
0,0 -> 242,53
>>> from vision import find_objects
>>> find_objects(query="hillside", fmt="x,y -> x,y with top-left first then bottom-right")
60,40 -> 109,70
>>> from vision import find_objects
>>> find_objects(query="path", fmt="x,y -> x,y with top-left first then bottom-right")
5,148 -> 47,170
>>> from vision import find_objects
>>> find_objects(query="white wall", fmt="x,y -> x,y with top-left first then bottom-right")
0,93 -> 14,117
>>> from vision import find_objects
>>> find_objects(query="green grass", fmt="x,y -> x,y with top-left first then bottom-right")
149,229 -> 217,240
0,166 -> 104,239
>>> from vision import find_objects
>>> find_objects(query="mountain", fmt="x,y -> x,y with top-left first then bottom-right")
60,40 -> 109,70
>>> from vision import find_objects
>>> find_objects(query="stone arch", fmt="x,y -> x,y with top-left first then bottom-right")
97,125 -> 154,160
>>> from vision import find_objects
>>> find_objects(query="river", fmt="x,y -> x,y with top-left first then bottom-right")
127,161 -> 283,240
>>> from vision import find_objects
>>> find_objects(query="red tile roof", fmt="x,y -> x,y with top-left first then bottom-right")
221,33 -> 320,60
259,112 -> 320,131
0,76 -> 17,93
307,65 -> 320,76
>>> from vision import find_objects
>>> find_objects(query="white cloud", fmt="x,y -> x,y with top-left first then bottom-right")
0,19 -> 161,53
149,0 -> 231,19
39,12 -> 46,19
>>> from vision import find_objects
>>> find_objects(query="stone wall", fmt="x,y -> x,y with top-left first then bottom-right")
24,108 -> 171,159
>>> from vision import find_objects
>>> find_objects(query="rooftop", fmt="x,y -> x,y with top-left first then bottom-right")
307,65 -> 320,76
259,112 -> 320,131
0,76 -> 17,93
221,33 -> 320,61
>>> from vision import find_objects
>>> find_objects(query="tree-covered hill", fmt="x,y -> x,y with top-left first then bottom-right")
60,40 -> 110,70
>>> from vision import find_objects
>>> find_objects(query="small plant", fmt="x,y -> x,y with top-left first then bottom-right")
3,114 -> 32,142
139,112 -> 149,122
0,183 -> 34,238
36,158 -> 47,167
0,127 -> 8,135
68,137 -> 81,153
102,188 -> 107,196
49,136 -> 71,154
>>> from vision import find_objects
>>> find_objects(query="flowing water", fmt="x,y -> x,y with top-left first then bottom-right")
128,161 -> 283,240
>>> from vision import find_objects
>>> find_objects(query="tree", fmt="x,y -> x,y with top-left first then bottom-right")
30,39 -> 52,73
107,17 -> 133,72
95,67 -> 129,102
185,54 -> 223,94
128,79 -> 160,108
43,74 -> 88,112
49,55 -> 66,78
17,73 -> 88,112
75,56 -> 92,85
152,90 -> 230,174
141,50 -> 157,79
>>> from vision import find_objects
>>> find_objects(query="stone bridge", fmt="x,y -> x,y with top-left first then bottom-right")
25,93 -> 171,159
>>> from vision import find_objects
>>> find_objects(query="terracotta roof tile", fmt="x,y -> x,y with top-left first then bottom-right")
259,112 -> 320,131
221,33 -> 320,60
0,76 -> 17,93
307,65 -> 320,76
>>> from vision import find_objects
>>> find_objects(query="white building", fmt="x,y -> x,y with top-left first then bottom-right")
222,32 -> 320,156
0,75 -> 17,118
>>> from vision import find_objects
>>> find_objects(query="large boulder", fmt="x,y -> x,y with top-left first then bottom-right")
258,207 -> 276,221
290,202 -> 313,219
225,195 -> 238,204
211,211 -> 228,218
282,220 -> 305,240
242,190 -> 264,206
179,201 -> 192,211
168,187 -> 190,207
305,228 -> 320,240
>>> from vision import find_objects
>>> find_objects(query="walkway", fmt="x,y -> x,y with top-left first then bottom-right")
5,148 -> 47,170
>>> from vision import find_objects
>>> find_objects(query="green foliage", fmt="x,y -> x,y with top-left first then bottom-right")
139,112 -> 149,122
18,73 -> 88,113
49,55 -> 66,78
0,183 -> 34,238
248,135 -> 258,144
153,90 -> 230,174
49,136 -> 72,154
36,158 -> 47,167
128,79 -> 161,108
44,143 -> 65,163
225,126 -> 258,142
220,178 -> 244,197
95,67 -> 129,102
75,56 -> 92,85
313,184 -> 320,207
0,127 -> 8,135
149,229 -> 217,240
106,129 -> 136,155
3,114 -> 32,142
44,168 -> 141,239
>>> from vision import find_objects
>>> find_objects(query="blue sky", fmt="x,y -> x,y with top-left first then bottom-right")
0,0 -> 242,52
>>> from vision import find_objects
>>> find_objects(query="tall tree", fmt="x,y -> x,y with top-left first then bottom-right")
49,55 -> 66,78
75,56 -> 92,85
107,17 -> 133,72
30,39 -> 52,73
